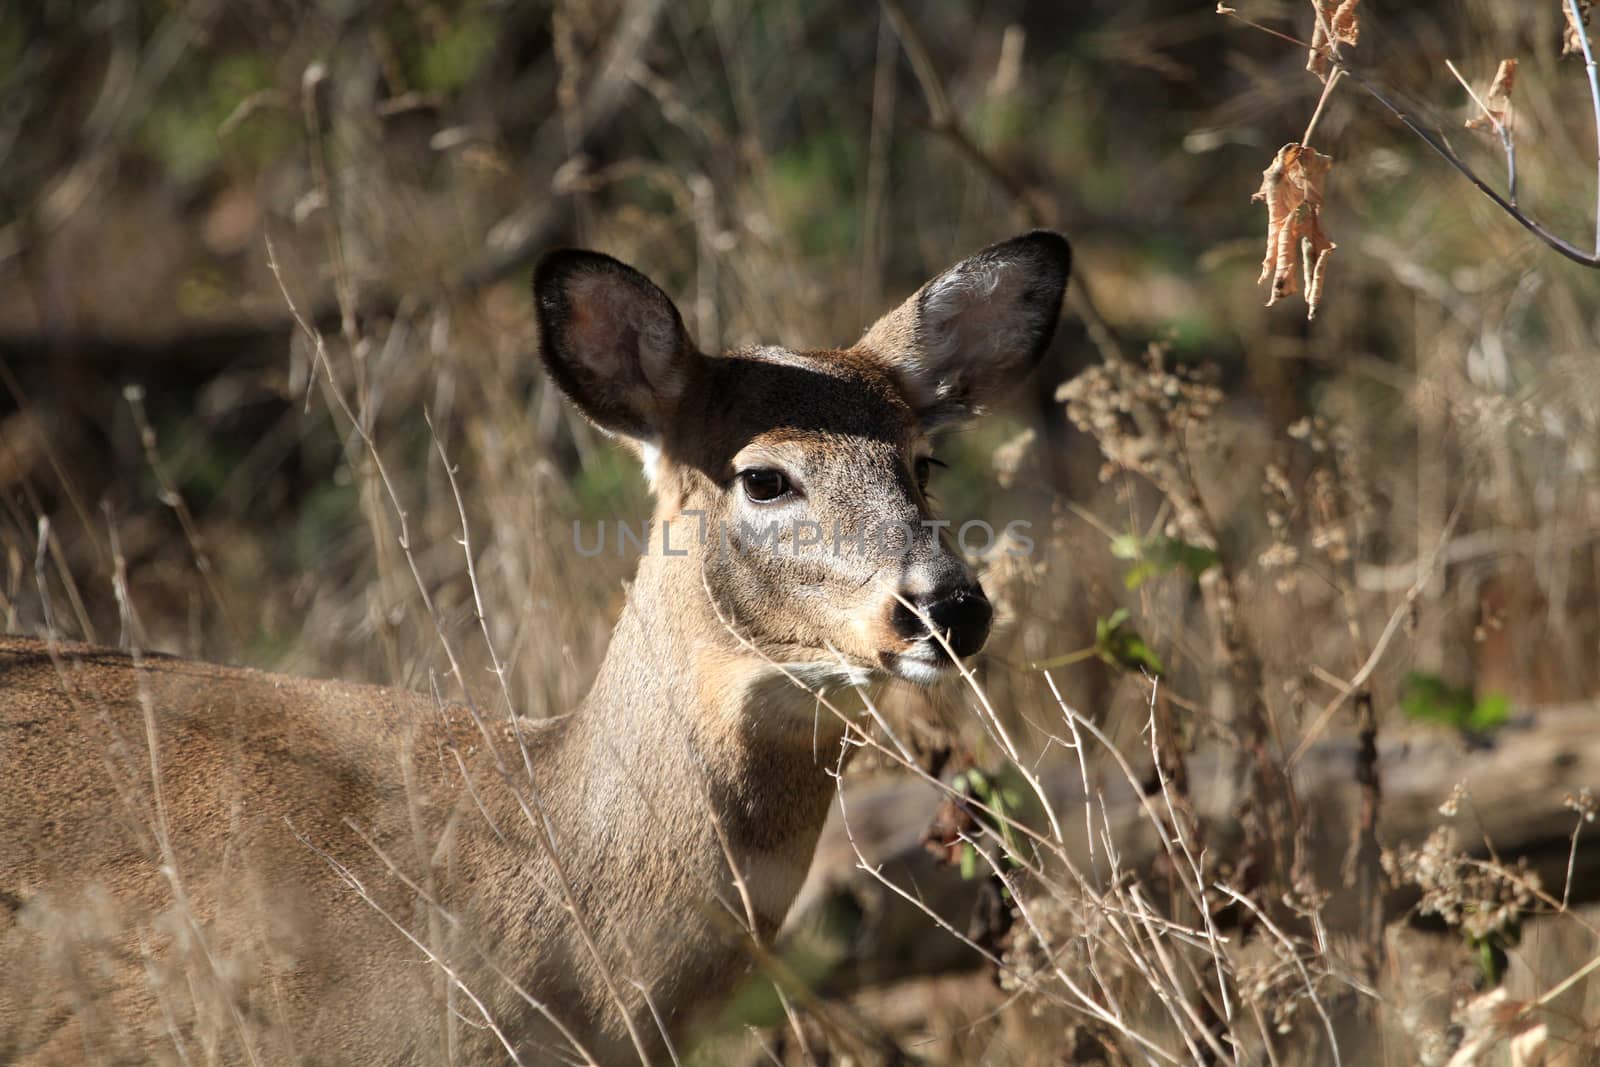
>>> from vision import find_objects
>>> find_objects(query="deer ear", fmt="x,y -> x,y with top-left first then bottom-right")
857,230 -> 1070,425
533,250 -> 697,442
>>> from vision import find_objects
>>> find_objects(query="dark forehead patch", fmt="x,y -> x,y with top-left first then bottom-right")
678,348 -> 916,457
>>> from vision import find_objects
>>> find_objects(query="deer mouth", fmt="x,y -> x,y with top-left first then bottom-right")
881,641 -> 967,686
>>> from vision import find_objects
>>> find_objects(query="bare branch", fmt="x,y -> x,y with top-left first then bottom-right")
1565,0 -> 1600,254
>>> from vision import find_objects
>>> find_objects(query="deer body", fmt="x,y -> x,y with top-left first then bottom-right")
0,232 -> 1070,1064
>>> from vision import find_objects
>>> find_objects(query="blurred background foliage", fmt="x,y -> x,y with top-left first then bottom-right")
2,0 -> 1593,698
3,0 -> 1600,1060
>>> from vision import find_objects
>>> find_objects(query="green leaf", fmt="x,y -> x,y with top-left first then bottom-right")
1400,671 -> 1474,728
1112,533 -> 1218,589
1401,672 -> 1509,735
1476,937 -> 1504,985
950,766 -> 1035,870
1095,610 -> 1164,676
1122,560 -> 1160,590
1170,539 -> 1220,577
1468,691 -> 1511,733
1466,919 -> 1520,986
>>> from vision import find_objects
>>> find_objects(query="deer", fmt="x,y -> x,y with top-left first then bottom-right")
0,230 -> 1071,1065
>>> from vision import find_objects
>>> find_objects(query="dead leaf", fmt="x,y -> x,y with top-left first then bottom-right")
1252,143 -> 1337,319
1465,62 -> 1516,131
1564,0 -> 1594,58
1465,59 -> 1517,132
1307,0 -> 1361,79
1331,0 -> 1361,45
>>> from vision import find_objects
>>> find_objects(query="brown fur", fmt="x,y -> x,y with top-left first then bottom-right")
0,232 -> 1070,1064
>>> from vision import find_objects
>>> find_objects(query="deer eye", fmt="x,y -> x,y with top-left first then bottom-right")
914,455 -> 946,493
738,468 -> 792,503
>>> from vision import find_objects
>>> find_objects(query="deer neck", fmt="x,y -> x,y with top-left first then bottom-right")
571,544 -> 858,864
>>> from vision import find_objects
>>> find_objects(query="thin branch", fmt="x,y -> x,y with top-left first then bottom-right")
902,590 -> 1066,844
1566,0 -> 1600,254
1343,67 -> 1599,267
1221,8 -> 1600,268
1563,806 -> 1585,910
1288,488 -> 1466,768
1444,59 -> 1517,208
1212,884 -> 1342,1067
1530,950 -> 1600,1011
1216,5 -> 1318,53
1301,67 -> 1345,148
123,384 -> 242,648
300,64 -> 358,350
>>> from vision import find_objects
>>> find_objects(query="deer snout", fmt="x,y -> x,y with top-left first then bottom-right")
891,583 -> 994,659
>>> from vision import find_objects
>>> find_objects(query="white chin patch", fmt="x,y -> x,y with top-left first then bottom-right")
892,650 -> 957,686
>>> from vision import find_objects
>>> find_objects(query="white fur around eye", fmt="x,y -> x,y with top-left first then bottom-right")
639,440 -> 662,490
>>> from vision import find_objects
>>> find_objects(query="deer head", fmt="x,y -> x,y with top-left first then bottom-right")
534,231 -> 1071,692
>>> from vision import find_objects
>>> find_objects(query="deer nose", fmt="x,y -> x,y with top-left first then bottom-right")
891,585 -> 994,658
